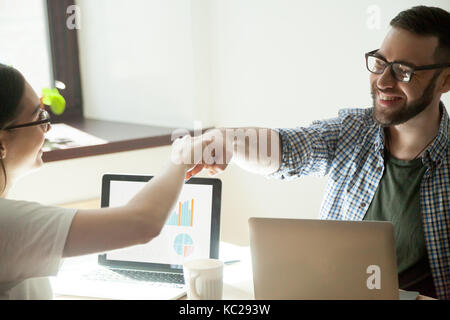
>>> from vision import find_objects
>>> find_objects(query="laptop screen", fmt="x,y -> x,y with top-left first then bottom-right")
98,174 -> 221,273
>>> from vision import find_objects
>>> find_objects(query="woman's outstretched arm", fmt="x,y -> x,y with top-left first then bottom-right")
62,135 -> 200,257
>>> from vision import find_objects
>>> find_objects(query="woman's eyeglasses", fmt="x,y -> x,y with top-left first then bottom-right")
4,104 -> 51,133
365,49 -> 450,83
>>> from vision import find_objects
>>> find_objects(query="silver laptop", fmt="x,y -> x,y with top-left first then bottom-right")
53,174 -> 221,300
248,218 -> 399,300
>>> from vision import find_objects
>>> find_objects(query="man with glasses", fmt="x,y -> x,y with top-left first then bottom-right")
185,6 -> 450,299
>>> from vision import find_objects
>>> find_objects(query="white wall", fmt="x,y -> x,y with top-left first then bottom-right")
0,0 -> 52,93
76,0 -> 213,128
10,0 -> 450,246
211,0 -> 450,128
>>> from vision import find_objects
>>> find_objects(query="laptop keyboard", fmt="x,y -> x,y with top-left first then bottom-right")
82,268 -> 185,288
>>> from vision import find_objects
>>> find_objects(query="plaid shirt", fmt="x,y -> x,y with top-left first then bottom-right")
270,102 -> 449,300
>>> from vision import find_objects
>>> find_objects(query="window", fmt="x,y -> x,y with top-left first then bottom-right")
0,0 -> 53,95
0,0 -> 83,123
1,0 -> 183,162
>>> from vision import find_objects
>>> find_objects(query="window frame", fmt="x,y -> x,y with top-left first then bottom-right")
46,0 -> 83,123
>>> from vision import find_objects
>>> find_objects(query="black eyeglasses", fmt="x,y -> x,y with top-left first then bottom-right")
365,49 -> 450,83
4,108 -> 52,133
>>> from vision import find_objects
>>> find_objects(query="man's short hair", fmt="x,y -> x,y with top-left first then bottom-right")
390,6 -> 450,63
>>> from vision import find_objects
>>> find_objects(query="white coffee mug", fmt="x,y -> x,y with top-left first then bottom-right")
183,258 -> 223,300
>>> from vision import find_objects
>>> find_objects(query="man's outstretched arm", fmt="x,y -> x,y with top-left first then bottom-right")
185,127 -> 281,179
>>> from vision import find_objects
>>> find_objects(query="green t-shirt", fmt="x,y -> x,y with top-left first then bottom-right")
363,151 -> 427,274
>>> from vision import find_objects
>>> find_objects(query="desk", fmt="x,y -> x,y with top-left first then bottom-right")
57,199 -> 254,300
53,241 -> 254,300
56,199 -> 435,300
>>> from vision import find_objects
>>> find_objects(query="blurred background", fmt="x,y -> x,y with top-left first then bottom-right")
1,0 -> 449,245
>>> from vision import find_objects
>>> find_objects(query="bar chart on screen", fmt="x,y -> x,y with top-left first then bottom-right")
167,199 -> 194,227
173,233 -> 194,257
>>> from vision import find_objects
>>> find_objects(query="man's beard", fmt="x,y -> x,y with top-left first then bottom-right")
371,71 -> 440,127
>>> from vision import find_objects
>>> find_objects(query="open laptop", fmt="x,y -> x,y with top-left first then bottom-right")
248,218 -> 400,300
53,174 -> 221,300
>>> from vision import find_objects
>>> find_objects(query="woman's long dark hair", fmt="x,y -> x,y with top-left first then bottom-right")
0,64 -> 26,193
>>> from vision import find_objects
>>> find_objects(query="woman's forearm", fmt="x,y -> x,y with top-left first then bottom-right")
126,163 -> 188,241
64,163 -> 191,257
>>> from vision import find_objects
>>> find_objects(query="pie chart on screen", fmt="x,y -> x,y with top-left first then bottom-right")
173,233 -> 194,257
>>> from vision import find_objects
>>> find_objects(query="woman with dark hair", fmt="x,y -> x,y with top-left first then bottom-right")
0,64 -> 199,299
